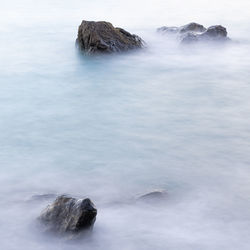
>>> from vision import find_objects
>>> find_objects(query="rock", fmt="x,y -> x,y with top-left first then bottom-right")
180,32 -> 199,44
76,20 -> 144,54
181,25 -> 229,43
157,22 -> 205,35
179,22 -> 206,33
201,25 -> 227,38
157,22 -> 229,44
30,194 -> 57,202
38,195 -> 97,234
137,190 -> 167,203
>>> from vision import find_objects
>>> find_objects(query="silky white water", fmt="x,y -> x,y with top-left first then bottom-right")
1,0 -> 250,249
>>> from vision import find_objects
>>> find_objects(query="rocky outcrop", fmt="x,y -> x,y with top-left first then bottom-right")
38,195 -> 97,234
76,20 -> 144,54
157,22 -> 229,44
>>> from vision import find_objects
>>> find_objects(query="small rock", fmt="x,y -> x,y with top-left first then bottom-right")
157,22 -> 230,44
38,195 -> 97,234
181,25 -> 229,43
137,190 -> 167,202
76,20 -> 144,54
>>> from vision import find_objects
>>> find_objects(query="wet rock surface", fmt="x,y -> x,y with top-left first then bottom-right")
38,195 -> 97,234
157,22 -> 229,44
76,20 -> 144,54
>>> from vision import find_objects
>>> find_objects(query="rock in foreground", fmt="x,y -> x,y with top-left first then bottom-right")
157,22 -> 229,44
76,20 -> 144,54
38,195 -> 97,234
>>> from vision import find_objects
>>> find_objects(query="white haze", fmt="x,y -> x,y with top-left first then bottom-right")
0,0 -> 250,249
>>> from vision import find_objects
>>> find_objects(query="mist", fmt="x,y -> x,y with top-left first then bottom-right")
1,0 -> 250,249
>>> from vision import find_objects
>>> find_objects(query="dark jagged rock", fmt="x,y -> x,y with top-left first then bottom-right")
157,22 -> 229,44
76,20 -> 144,54
137,190 -> 167,203
38,195 -> 97,234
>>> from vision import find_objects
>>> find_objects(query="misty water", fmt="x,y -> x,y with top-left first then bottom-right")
1,0 -> 250,249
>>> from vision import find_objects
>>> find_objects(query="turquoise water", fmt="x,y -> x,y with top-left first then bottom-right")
1,0 -> 250,249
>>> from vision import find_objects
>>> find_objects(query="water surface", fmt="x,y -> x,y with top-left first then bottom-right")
1,0 -> 250,249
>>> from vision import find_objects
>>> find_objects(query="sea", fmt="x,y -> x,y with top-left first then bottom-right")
1,0 -> 250,249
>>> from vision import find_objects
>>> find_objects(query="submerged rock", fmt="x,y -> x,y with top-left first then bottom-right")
38,195 -> 97,234
30,193 -> 57,202
157,22 -> 229,44
76,20 -> 144,54
137,190 -> 167,203
157,26 -> 179,34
